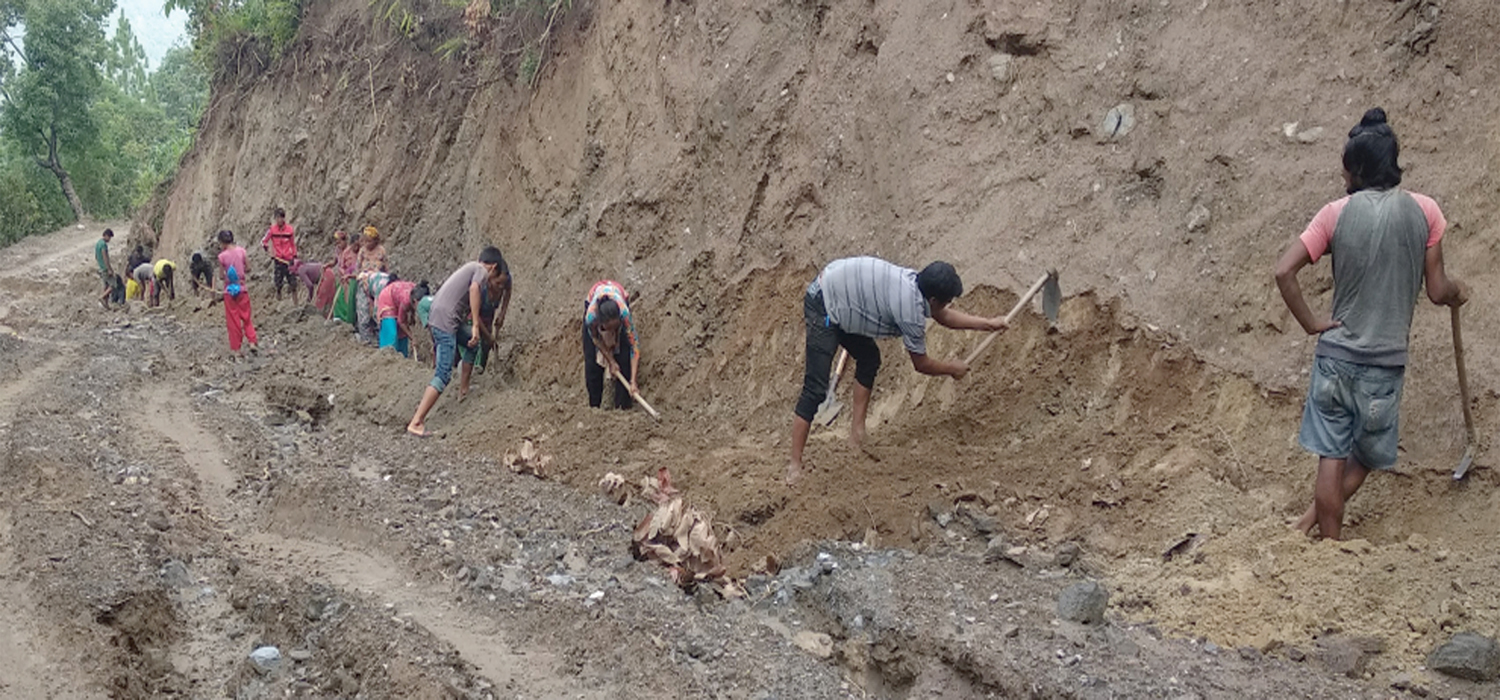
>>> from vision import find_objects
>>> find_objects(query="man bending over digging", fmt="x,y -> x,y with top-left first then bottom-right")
1275,108 -> 1467,540
787,256 -> 1009,484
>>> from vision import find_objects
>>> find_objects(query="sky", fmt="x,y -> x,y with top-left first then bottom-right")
114,0 -> 187,70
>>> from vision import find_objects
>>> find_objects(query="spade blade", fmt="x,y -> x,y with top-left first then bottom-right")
1041,270 -> 1061,326
1454,444 -> 1476,480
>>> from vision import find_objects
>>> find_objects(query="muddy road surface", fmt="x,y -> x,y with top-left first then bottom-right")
0,223 -> 1467,698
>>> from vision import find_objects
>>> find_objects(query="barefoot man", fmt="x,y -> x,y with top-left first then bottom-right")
1276,108 -> 1467,540
787,256 -> 1008,484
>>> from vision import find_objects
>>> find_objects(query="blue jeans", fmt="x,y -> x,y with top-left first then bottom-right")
430,327 -> 457,392
1298,356 -> 1405,470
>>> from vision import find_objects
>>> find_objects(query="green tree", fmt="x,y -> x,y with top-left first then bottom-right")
151,44 -> 207,133
105,15 -> 148,97
0,0 -> 116,221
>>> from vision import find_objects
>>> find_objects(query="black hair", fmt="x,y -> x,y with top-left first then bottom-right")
410,280 -> 430,304
133,244 -> 144,254
1343,108 -> 1402,193
916,261 -> 963,305
102,228 -> 114,238
596,297 -> 621,322
274,207 -> 286,218
479,246 -> 505,267
191,252 -> 203,264
218,229 -> 234,244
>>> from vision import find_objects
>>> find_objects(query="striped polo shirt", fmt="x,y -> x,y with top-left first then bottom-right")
811,256 -> 931,354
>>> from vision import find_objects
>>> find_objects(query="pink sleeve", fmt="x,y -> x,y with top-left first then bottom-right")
1298,198 -> 1349,263
1408,192 -> 1446,248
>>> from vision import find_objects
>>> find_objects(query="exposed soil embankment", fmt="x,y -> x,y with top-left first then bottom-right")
133,0 -> 1500,692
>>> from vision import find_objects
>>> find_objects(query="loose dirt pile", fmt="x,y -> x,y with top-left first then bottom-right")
60,0 -> 1500,695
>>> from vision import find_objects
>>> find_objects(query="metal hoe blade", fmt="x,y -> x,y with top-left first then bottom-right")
1041,270 -> 1061,327
1455,444 -> 1476,480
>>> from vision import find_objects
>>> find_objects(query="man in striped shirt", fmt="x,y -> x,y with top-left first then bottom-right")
788,257 -> 1009,484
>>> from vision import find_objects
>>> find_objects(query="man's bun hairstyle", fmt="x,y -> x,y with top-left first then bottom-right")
917,261 -> 963,305
1343,107 -> 1402,192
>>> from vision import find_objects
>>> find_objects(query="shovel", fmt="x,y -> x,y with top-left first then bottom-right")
1452,305 -> 1478,480
608,364 -> 661,421
814,349 -> 849,426
963,270 -> 1061,366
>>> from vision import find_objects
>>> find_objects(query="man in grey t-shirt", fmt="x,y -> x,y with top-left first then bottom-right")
1274,108 -> 1467,540
787,257 -> 1009,484
406,246 -> 510,437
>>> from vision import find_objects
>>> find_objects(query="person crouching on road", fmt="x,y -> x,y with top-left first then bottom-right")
787,257 -> 1011,484
131,260 -> 156,302
189,251 -> 214,296
356,269 -> 392,346
582,280 -> 638,410
291,258 -> 323,306
151,259 -> 176,307
378,278 -> 427,358
217,230 -> 259,355
406,246 -> 509,437
1275,108 -> 1467,541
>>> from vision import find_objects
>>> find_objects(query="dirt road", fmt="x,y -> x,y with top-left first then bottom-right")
2,222 -> 1482,697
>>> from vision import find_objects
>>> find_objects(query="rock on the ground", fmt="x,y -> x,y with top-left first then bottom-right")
1053,542 -> 1081,567
1316,635 -> 1371,678
1428,631 -> 1500,682
987,53 -> 1014,87
792,631 -> 833,659
1186,203 -> 1211,233
249,646 -> 282,673
1100,103 -> 1135,141
1057,580 -> 1108,625
927,500 -> 952,528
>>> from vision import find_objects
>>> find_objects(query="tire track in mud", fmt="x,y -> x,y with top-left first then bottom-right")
133,382 -> 605,698
0,351 -> 102,699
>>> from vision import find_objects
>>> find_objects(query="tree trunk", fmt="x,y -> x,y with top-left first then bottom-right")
36,127 -> 86,221
52,164 -> 86,221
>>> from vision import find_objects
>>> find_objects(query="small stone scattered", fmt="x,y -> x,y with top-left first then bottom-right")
1186,203 -> 1211,233
1054,542 -> 1081,568
1100,103 -> 1136,142
927,500 -> 952,528
792,631 -> 833,659
1057,580 -> 1108,625
249,646 -> 282,674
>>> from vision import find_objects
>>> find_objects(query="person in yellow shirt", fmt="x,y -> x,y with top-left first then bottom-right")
151,259 -> 176,307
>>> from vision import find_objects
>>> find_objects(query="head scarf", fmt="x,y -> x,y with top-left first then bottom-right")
362,226 -> 379,240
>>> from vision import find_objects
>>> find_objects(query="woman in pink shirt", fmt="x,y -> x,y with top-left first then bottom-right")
216,230 -> 258,355
377,278 -> 426,358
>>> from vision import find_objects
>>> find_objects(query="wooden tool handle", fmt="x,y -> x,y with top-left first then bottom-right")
611,366 -> 661,419
1453,305 -> 1476,442
828,349 -> 848,390
962,273 -> 1051,366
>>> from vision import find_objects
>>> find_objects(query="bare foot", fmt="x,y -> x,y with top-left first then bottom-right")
1291,505 -> 1316,536
406,423 -> 432,438
784,461 -> 803,486
847,429 -> 865,451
